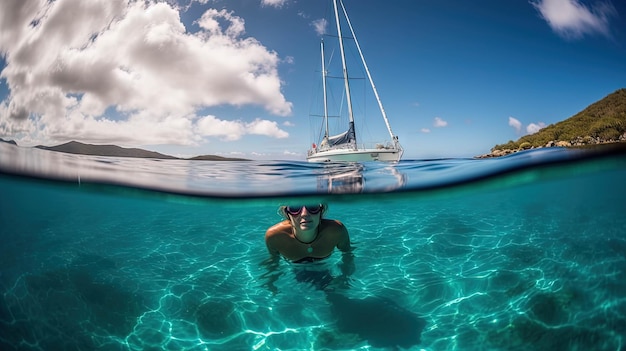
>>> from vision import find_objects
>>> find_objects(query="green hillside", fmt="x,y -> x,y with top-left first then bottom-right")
492,88 -> 626,153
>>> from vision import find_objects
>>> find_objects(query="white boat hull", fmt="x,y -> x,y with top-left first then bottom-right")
307,147 -> 403,162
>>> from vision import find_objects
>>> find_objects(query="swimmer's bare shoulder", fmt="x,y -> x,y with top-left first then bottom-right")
320,219 -> 350,251
265,220 -> 291,256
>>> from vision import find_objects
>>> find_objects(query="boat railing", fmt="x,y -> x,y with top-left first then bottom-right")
359,141 -> 399,150
309,141 -> 400,155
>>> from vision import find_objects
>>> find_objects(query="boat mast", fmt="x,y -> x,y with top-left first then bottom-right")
339,0 -> 398,143
333,0 -> 357,149
321,39 -> 329,139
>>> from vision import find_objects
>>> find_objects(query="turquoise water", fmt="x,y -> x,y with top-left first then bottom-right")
1,143 -> 626,351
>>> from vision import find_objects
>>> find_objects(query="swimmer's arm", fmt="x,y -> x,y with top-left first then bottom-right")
340,250 -> 355,277
264,227 -> 282,258
335,221 -> 351,252
335,222 -> 355,276
260,247 -> 281,295
262,226 -> 285,294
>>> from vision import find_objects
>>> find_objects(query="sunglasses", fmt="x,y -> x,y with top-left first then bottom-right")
285,204 -> 323,216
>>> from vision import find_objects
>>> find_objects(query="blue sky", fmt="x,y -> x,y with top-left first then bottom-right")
1,0 -> 625,160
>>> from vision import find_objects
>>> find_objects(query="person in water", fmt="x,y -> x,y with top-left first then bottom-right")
263,203 -> 354,292
265,204 -> 352,263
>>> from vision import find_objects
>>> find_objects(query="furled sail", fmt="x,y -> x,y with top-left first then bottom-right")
327,122 -> 356,147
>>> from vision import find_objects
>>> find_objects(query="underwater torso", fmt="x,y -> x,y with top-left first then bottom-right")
292,254 -> 331,264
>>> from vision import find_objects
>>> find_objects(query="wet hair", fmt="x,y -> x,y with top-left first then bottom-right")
278,203 -> 327,220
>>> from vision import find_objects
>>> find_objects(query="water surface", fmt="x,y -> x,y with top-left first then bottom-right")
1,142 -> 625,350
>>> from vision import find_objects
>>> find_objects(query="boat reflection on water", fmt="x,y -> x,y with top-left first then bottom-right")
316,162 -> 407,194
317,165 -> 363,193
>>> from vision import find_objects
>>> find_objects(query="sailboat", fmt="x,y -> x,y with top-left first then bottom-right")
306,0 -> 403,163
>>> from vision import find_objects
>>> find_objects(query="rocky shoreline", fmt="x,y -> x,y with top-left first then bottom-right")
475,134 -> 626,158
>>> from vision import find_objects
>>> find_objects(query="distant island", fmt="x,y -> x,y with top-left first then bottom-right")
0,139 -> 249,161
0,138 -> 17,146
476,88 -> 626,158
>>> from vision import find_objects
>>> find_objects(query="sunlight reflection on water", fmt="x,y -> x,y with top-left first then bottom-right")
1,142 -> 626,350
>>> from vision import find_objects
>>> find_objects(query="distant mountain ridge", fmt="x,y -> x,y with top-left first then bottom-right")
478,88 -> 626,158
33,141 -> 249,161
36,141 -> 177,159
0,138 -> 17,145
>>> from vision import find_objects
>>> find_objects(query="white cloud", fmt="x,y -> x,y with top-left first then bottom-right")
196,115 -> 288,141
247,118 -> 289,138
420,128 -> 431,133
531,0 -> 616,39
508,116 -> 545,135
527,122 -> 546,134
196,115 -> 246,141
0,0 -> 293,147
433,117 -> 448,127
508,116 -> 522,133
261,0 -> 288,8
311,18 -> 328,36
